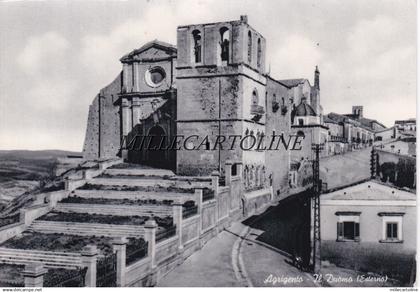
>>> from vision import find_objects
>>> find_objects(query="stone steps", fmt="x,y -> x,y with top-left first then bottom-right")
88,177 -> 210,190
0,247 -> 82,269
28,220 -> 146,238
103,168 -> 175,177
55,203 -> 173,217
72,189 -> 196,203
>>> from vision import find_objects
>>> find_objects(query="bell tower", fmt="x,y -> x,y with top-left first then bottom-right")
175,16 -> 268,175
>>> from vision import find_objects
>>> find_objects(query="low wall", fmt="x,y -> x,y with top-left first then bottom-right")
201,200 -> 217,232
65,179 -> 88,191
217,187 -> 230,224
0,223 -> 26,244
46,190 -> 70,207
376,149 -> 416,189
126,257 -> 151,287
242,187 -> 273,217
182,215 -> 200,245
20,204 -> 51,226
321,240 -> 416,284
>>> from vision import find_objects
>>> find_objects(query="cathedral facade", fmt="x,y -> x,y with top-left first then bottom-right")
82,16 -> 324,197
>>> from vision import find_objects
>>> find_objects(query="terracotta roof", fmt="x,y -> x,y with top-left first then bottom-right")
120,40 -> 177,62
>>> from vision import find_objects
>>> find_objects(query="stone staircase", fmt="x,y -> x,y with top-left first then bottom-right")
26,164 -> 211,240
72,189 -> 194,203
0,247 -> 83,269
28,220 -> 146,238
86,176 -> 211,191
54,203 -> 173,217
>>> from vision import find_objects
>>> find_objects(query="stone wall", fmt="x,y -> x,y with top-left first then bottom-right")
265,78 -> 291,197
83,73 -> 121,160
176,68 -> 244,175
176,17 -> 265,73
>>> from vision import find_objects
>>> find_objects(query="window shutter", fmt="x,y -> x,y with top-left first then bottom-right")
355,223 -> 360,241
393,223 -> 398,239
387,223 -> 392,239
337,222 -> 344,240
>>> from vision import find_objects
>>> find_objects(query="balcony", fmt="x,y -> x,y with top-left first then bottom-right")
272,101 -> 280,113
329,136 -> 347,143
251,104 -> 265,115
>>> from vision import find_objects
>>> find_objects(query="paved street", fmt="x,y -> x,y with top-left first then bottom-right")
157,222 -> 245,287
158,195 -> 316,287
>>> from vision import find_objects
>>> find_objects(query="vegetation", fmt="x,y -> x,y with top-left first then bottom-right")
38,211 -> 173,228
60,196 -> 173,206
79,183 -> 195,193
378,158 -> 416,189
2,231 -> 148,257
2,231 -> 115,255
0,213 -> 20,228
0,264 -> 24,287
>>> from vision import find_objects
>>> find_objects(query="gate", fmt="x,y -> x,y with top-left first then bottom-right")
43,267 -> 87,287
96,253 -> 117,287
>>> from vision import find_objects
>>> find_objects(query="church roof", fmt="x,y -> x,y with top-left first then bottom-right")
278,79 -> 306,88
359,117 -> 386,129
120,40 -> 177,62
323,115 -> 339,124
294,99 -> 316,117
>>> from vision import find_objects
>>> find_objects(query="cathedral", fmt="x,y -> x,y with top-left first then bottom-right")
83,15 -> 324,197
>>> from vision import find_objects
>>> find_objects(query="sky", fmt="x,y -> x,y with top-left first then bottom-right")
0,0 -> 416,152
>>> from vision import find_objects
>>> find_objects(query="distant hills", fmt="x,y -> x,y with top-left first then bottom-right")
0,149 -> 82,211
0,149 -> 82,160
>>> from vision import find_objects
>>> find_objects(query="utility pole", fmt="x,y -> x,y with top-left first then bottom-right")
311,143 -> 323,273
370,146 -> 377,178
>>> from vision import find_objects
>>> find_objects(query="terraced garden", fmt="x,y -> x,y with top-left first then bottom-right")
0,264 -> 24,287
38,212 -> 173,228
78,183 -> 196,193
60,196 -> 174,206
2,231 -> 147,256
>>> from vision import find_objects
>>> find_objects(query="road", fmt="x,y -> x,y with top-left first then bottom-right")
158,195 -> 317,287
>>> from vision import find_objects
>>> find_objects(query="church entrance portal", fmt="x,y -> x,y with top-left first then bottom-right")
147,125 -> 168,168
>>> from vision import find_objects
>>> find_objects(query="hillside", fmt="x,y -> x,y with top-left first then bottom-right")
320,147 -> 371,190
0,150 -> 81,210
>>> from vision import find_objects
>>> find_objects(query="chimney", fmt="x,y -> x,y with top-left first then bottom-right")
240,15 -> 248,23
314,65 -> 320,90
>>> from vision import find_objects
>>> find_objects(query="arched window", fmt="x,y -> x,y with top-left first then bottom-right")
252,89 -> 259,105
257,38 -> 262,67
192,30 -> 202,63
220,27 -> 230,62
247,31 -> 252,63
